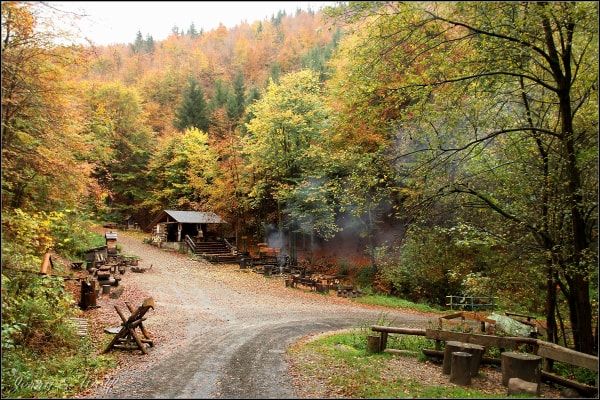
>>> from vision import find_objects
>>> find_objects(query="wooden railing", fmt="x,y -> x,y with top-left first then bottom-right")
223,237 -> 237,255
184,234 -> 196,253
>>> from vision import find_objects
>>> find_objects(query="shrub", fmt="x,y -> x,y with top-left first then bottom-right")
1,274 -> 78,352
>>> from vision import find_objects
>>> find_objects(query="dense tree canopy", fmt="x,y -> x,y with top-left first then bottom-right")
1,2 -> 89,211
326,1 -> 598,353
2,1 -> 597,355
244,69 -> 338,240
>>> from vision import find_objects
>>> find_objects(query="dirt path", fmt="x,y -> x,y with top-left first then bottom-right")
78,231 -> 436,398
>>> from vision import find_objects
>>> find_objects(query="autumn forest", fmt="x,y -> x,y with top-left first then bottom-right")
1,0 -> 598,366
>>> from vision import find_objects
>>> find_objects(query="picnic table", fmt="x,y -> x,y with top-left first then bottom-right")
248,245 -> 290,274
288,274 -> 345,293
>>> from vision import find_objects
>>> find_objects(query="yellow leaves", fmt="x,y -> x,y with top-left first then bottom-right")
1,2 -> 36,43
2,209 -> 56,256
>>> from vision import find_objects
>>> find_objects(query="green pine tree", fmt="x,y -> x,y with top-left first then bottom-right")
226,70 -> 246,123
174,77 -> 209,131
208,78 -> 231,113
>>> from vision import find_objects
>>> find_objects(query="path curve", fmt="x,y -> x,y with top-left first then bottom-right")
81,232 -> 437,398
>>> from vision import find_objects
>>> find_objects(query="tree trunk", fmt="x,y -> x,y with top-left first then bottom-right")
366,209 -> 378,275
542,10 -> 595,356
545,266 -> 558,345
565,273 -> 594,354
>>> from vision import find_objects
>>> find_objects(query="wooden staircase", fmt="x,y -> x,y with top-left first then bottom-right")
193,240 -> 238,264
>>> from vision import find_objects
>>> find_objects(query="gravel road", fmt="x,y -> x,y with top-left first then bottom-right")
79,231 -> 437,399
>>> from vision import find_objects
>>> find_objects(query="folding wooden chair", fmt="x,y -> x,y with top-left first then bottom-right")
102,297 -> 155,355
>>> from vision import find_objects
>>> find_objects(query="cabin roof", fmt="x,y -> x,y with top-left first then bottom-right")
150,210 -> 226,226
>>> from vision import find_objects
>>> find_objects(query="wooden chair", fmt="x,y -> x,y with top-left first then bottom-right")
102,297 -> 155,355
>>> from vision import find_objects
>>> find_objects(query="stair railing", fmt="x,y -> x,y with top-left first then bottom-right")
184,234 -> 196,253
223,237 -> 238,255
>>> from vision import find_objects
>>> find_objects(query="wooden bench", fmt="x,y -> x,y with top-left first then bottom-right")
337,285 -> 362,298
505,312 -> 537,326
291,276 -> 317,290
438,311 -> 497,333
257,243 -> 280,257
250,255 -> 280,275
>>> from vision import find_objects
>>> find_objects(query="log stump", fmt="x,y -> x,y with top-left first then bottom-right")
501,351 -> 542,386
367,334 -> 382,353
316,283 -> 328,293
449,352 -> 473,386
442,341 -> 485,375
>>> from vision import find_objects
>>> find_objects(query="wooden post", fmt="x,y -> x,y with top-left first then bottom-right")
443,341 -> 485,375
380,331 -> 388,351
40,250 -> 53,275
449,352 -> 472,386
501,351 -> 542,386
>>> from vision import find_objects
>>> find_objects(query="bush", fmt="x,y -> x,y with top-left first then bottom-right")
1,209 -> 115,398
1,274 -> 78,352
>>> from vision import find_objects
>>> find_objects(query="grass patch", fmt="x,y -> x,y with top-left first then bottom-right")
1,339 -> 116,398
288,328 -> 504,398
351,294 -> 443,313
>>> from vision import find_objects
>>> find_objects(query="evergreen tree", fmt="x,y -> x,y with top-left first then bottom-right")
268,62 -> 282,84
271,10 -> 286,26
131,30 -> 144,53
188,22 -> 198,38
245,87 -> 261,105
144,34 -> 155,53
208,79 -> 231,113
226,70 -> 246,123
174,77 -> 209,131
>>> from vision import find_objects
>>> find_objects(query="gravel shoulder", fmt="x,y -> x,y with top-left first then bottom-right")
74,231 -> 565,399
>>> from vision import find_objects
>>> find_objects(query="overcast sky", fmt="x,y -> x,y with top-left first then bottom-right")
50,1 -> 338,46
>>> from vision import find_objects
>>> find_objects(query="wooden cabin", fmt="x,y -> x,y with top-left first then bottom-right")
149,210 -> 227,243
